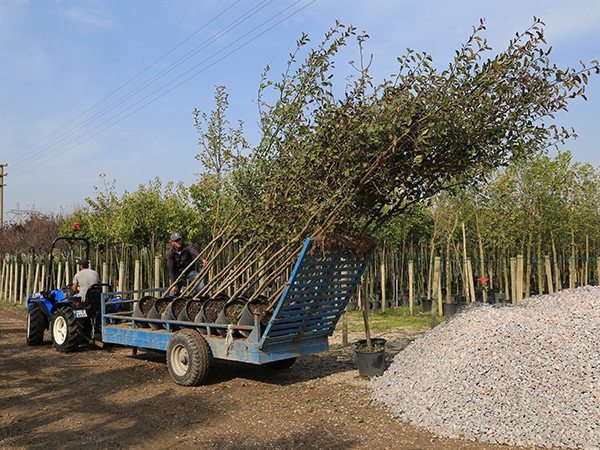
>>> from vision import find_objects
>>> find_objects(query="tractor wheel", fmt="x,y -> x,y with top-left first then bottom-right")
26,304 -> 48,346
166,329 -> 212,386
51,308 -> 83,352
265,357 -> 297,370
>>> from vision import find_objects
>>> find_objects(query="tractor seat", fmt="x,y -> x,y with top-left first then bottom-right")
85,283 -> 113,308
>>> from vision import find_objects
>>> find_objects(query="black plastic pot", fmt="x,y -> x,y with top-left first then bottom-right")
355,338 -> 387,377
346,302 -> 358,312
178,298 -> 206,322
442,302 -> 458,317
454,295 -> 466,304
493,292 -> 507,303
161,297 -> 188,331
195,297 -> 228,335
215,298 -> 248,337
237,296 -> 270,338
147,297 -> 170,330
133,295 -> 155,328
421,298 -> 432,313
202,297 -> 228,323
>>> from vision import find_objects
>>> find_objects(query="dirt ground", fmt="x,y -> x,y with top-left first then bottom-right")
0,302 -> 513,450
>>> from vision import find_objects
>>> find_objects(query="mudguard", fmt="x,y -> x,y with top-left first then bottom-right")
26,297 -> 52,318
27,288 -> 69,317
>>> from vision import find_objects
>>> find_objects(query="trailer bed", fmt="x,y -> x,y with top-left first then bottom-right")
101,237 -> 368,366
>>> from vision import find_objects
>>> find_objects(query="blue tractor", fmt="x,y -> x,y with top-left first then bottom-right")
25,233 -> 112,351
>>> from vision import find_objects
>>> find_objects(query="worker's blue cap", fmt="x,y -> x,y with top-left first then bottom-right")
170,232 -> 182,241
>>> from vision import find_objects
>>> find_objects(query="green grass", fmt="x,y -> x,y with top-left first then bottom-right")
341,306 -> 445,332
0,300 -> 24,308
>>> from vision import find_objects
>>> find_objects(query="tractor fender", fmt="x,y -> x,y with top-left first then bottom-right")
51,301 -> 74,315
27,298 -> 52,319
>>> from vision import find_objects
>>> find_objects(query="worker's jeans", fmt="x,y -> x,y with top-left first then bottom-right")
174,270 -> 205,295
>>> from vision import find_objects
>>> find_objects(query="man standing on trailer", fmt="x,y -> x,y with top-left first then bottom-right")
167,233 -> 207,295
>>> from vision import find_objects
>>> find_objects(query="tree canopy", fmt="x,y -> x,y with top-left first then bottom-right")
221,20 -> 597,244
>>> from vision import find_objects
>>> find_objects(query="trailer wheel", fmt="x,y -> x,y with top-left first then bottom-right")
167,329 -> 212,386
51,308 -> 82,352
26,304 -> 48,346
266,357 -> 297,370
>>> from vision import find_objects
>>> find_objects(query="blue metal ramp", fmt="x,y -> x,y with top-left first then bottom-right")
259,238 -> 368,349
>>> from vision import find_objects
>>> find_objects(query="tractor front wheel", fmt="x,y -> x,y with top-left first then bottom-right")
26,304 -> 48,346
166,329 -> 212,386
51,308 -> 83,352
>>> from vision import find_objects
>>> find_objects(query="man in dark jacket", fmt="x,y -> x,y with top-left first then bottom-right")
167,233 -> 207,295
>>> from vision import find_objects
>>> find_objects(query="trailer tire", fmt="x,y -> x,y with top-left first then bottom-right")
51,308 -> 82,352
26,304 -> 48,345
167,329 -> 212,386
266,357 -> 297,370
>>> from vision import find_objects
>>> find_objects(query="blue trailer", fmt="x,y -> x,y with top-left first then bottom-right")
100,238 -> 369,386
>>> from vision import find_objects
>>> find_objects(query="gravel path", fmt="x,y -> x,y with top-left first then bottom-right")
371,286 -> 600,449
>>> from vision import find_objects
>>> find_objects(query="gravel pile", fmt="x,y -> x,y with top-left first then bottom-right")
371,286 -> 600,449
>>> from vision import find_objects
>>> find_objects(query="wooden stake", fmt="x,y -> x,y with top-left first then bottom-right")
462,221 -> 469,303
433,256 -> 442,317
380,253 -> 386,312
510,257 -> 517,303
467,258 -> 476,304
408,260 -> 414,316
40,264 -> 46,293
585,235 -> 589,286
134,260 -> 141,300
56,263 -> 63,290
33,263 -> 40,294
552,235 -> 560,291
154,256 -> 161,290
517,255 -> 524,302
119,261 -> 126,294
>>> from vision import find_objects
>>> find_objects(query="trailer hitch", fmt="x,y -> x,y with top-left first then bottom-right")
77,330 -> 104,348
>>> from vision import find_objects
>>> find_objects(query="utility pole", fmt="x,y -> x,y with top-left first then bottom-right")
0,164 -> 6,226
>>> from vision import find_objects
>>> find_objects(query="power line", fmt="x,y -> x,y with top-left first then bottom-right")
11,0 -> 316,177
9,0 -> 289,172
10,0 -> 258,169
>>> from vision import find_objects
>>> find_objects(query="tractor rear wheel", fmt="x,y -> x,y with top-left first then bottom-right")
166,329 -> 212,386
51,308 -> 83,352
26,304 -> 48,346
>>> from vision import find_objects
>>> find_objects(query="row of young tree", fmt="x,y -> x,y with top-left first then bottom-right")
1,150 -> 598,300
1,19 -> 599,303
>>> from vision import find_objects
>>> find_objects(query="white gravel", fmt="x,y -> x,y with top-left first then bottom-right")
370,286 -> 600,449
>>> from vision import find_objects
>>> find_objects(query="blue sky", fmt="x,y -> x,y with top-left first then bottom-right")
1,0 -> 599,219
